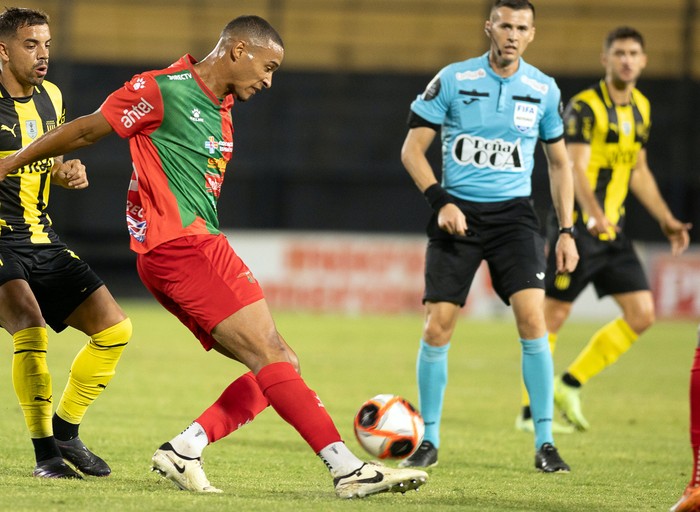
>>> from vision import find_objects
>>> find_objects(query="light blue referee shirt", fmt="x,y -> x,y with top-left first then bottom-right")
411,52 -> 564,202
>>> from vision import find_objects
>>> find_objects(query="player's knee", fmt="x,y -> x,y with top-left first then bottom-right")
515,313 -> 547,340
6,312 -> 46,334
625,307 -> 654,335
544,300 -> 571,333
258,330 -> 298,368
422,317 -> 454,344
92,317 -> 132,349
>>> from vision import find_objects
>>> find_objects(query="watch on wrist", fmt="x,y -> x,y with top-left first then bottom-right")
559,226 -> 575,237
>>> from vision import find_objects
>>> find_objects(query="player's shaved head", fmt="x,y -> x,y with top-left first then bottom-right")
221,15 -> 284,50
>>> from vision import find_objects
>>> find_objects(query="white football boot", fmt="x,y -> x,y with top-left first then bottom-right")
151,442 -> 222,493
334,461 -> 428,499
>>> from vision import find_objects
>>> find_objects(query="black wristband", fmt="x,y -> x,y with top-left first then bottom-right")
559,226 -> 575,237
423,183 -> 455,212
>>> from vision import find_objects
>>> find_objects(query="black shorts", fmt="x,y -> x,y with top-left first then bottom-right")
545,227 -> 649,302
0,242 -> 104,332
423,197 -> 546,306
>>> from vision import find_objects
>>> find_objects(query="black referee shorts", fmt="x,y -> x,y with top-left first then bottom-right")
0,242 -> 104,332
423,197 -> 546,306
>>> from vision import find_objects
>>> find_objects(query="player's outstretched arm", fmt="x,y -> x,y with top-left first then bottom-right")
543,139 -> 579,273
629,149 -> 691,256
0,111 -> 113,181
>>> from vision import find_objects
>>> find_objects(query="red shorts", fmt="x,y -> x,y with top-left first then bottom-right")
136,233 -> 265,350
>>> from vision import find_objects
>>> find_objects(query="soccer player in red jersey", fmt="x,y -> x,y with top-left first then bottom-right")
0,15 -> 428,498
672,329 -> 700,512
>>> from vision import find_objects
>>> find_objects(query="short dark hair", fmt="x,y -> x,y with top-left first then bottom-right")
491,0 -> 536,20
0,7 -> 49,39
222,15 -> 283,49
604,26 -> 645,51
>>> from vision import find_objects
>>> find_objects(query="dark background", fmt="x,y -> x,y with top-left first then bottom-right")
46,62 -> 700,296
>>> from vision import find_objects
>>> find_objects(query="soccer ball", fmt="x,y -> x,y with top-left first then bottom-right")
353,394 -> 424,459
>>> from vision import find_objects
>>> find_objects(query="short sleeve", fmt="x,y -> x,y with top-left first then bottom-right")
539,81 -> 564,142
409,66 -> 454,126
99,73 -> 164,139
640,108 -> 651,147
563,99 -> 595,144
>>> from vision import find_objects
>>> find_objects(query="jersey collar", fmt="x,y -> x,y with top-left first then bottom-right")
180,54 -> 234,110
481,52 -> 523,82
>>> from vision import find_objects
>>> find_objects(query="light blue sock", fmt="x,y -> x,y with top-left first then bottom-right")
520,335 -> 554,449
417,339 -> 450,448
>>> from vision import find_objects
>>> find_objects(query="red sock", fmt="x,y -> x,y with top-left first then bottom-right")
690,347 -> 700,487
195,372 -> 269,443
256,362 -> 341,453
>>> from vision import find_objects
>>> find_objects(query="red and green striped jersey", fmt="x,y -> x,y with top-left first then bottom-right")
100,55 -> 234,254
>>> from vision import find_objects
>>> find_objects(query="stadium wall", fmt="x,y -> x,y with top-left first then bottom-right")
220,230 -> 700,321
50,66 -> 699,271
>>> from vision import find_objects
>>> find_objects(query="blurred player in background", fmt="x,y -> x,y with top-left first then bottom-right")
0,7 -> 131,479
0,14 -> 428,498
399,0 -> 578,472
518,26 -> 690,433
671,326 -> 700,512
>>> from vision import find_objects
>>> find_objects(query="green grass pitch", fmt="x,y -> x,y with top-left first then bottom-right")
0,298 -> 695,511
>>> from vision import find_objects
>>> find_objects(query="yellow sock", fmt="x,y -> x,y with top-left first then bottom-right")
568,318 -> 637,385
521,333 -> 558,408
56,318 -> 132,425
12,327 -> 53,438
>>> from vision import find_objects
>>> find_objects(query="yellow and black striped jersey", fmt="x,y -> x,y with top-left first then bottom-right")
563,79 -> 651,238
0,79 -> 64,244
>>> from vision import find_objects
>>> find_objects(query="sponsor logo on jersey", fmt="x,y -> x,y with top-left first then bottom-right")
126,172 -> 146,242
520,75 -> 549,94
452,134 -> 523,171
45,120 -> 56,131
167,72 -> 192,81
190,108 -> 204,123
456,69 -> 486,81
126,207 -> 147,243
132,77 -> 146,90
606,147 -> 638,166
25,120 -> 38,139
120,98 -> 155,129
204,137 -> 219,154
237,270 -> 257,284
0,123 -> 17,137
207,157 -> 227,173
11,158 -> 52,175
513,102 -> 538,132
204,172 -> 223,198
422,76 -> 441,101
204,137 -> 233,154
127,218 -> 147,243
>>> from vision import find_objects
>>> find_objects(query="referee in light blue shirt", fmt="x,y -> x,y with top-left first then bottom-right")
399,0 -> 579,473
